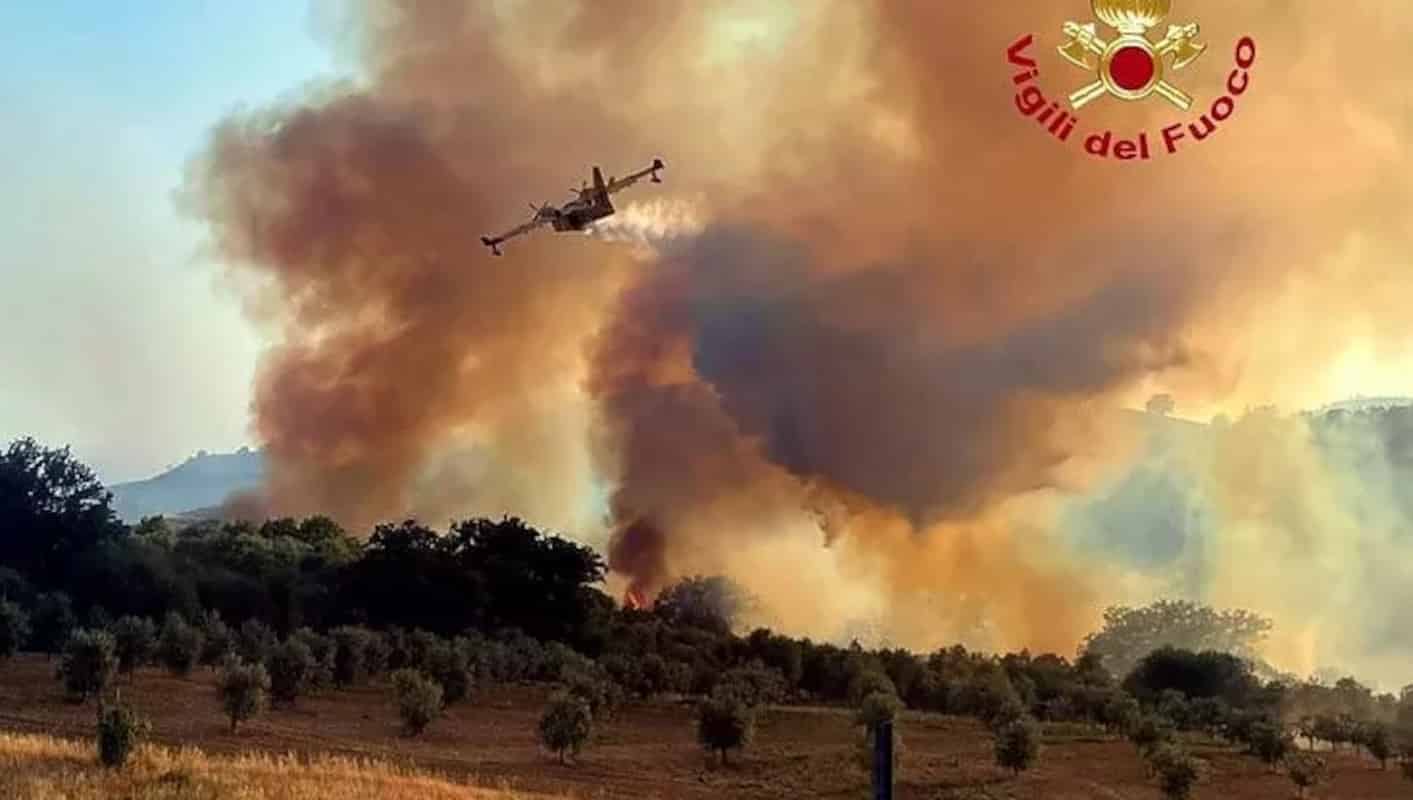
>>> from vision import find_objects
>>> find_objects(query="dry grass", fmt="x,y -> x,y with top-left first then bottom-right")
0,732 -> 556,800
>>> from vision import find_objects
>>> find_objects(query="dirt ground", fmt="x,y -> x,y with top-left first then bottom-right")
0,654 -> 1404,799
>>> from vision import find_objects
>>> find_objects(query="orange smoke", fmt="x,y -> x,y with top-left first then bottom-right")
181,0 -> 1413,654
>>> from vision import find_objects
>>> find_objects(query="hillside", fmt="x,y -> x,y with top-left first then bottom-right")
109,447 -> 265,521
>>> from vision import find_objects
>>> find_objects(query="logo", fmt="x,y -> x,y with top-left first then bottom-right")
1006,0 -> 1255,161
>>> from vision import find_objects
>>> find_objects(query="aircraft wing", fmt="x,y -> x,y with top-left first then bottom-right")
481,216 -> 548,255
605,158 -> 665,195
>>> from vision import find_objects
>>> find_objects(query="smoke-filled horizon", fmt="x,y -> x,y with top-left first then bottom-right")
180,1 -> 1413,688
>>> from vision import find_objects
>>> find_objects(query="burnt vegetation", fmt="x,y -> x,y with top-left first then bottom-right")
4,434 -> 1413,791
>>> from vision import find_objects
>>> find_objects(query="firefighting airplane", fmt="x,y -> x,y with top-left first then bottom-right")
481,158 -> 665,255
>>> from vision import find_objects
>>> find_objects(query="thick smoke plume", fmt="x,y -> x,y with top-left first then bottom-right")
184,1 -> 1413,670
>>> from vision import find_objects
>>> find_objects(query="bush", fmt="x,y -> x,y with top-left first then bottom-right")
291,628 -> 334,691
1248,720 -> 1293,769
1129,714 -> 1175,758
198,611 -> 232,667
58,628 -> 117,703
236,619 -> 275,666
391,668 -> 443,736
1363,721 -> 1394,768
97,703 -> 149,768
847,670 -> 898,706
1098,691 -> 1141,735
157,612 -> 203,677
1287,752 -> 1326,798
268,638 -> 315,707
988,696 -> 1028,733
0,599 -> 31,661
217,657 -> 270,733
364,631 -> 391,679
28,592 -> 77,657
994,717 -> 1041,775
716,662 -> 788,709
425,638 -> 474,706
539,691 -> 593,764
331,626 -> 374,687
564,668 -> 622,721
111,616 -> 157,677
111,616 -> 157,676
698,689 -> 756,766
857,690 -> 902,728
1150,743 -> 1201,799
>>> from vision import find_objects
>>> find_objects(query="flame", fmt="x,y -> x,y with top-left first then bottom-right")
623,586 -> 650,611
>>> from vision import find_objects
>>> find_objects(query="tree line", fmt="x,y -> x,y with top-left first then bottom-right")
4,435 -> 1413,794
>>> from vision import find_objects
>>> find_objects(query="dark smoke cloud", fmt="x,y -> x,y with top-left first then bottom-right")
183,0 -> 1413,660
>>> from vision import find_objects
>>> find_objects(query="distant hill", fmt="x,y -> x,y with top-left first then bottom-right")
110,448 -> 265,522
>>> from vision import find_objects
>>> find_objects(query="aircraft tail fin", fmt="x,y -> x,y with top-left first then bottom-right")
592,166 -> 607,194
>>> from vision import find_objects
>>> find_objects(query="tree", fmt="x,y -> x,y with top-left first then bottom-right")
857,691 -> 902,728
156,612 -> 203,677
292,628 -> 335,692
198,610 -> 232,667
267,638 -> 314,707
96,702 -> 149,768
1150,744 -> 1201,799
58,628 -> 117,703
217,657 -> 270,733
424,637 -> 474,706
1248,720 -> 1293,770
235,619 -> 275,665
994,717 -> 1041,776
847,669 -> 899,706
1129,714 -> 1175,758
110,616 -> 157,678
0,599 -> 31,662
539,691 -> 593,764
391,669 -> 443,736
28,592 -> 76,657
698,689 -> 756,766
331,626 -> 374,687
1081,600 -> 1272,681
1287,752 -> 1326,798
0,437 -> 120,584
1363,721 -> 1393,768
654,575 -> 747,635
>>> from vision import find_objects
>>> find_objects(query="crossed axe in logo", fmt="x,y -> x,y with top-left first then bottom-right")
1058,20 -> 1206,110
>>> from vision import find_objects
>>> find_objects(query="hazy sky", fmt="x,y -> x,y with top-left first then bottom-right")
0,2 -> 333,483
4,1 -> 1413,488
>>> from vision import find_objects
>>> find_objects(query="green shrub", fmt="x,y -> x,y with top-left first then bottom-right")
539,691 -> 593,764
28,592 -> 77,657
97,703 -> 150,768
111,616 -> 157,677
1287,752 -> 1326,798
391,668 -> 443,736
1129,714 -> 1175,758
698,689 -> 755,766
331,626 -> 374,687
291,628 -> 334,691
856,690 -> 902,728
425,639 -> 474,706
58,628 -> 117,703
1150,743 -> 1201,799
198,611 -> 232,667
847,670 -> 898,706
267,638 -> 315,707
1248,720 -> 1293,770
236,619 -> 275,666
0,599 -> 31,661
216,657 -> 270,733
994,717 -> 1041,775
156,612 -> 203,677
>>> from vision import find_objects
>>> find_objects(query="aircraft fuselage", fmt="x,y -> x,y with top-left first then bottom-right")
550,196 -> 614,231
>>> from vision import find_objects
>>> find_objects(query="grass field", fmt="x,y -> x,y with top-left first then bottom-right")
0,731 -> 551,800
0,654 -> 1406,799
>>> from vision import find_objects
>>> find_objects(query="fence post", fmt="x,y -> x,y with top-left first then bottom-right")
872,718 -> 894,800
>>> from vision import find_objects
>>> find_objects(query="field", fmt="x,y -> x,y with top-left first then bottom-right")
0,654 -> 1406,799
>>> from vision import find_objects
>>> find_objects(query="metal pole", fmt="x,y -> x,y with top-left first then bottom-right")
872,719 -> 894,800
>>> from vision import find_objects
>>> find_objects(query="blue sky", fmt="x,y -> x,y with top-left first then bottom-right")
0,2 -> 335,483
